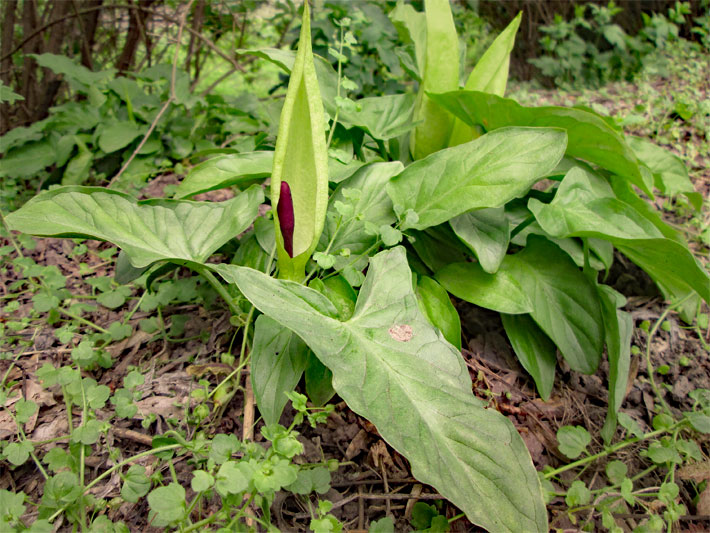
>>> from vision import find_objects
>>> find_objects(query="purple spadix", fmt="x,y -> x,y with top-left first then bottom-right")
277,181 -> 294,257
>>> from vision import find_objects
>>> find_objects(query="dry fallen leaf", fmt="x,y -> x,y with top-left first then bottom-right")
677,461 -> 710,483
345,429 -> 369,460
698,486 -> 710,516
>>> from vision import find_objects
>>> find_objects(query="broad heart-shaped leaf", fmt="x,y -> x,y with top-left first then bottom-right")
337,93 -> 417,141
174,152 -> 273,199
436,262 -> 533,315
448,12 -> 522,146
270,2 -> 329,281
627,136 -> 702,210
506,236 -> 604,374
501,313 -> 556,401
5,185 -> 263,269
214,247 -> 547,532
388,127 -> 567,231
429,91 -> 652,196
598,285 -> 632,445
317,161 -> 403,271
530,168 -> 710,306
251,315 -> 309,426
449,207 -> 510,273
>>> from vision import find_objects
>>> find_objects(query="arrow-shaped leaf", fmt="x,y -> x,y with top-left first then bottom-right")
251,315 -> 309,426
213,248 -> 547,532
174,151 -> 273,199
430,90 -> 651,196
529,168 -> 710,305
387,127 -> 567,231
5,185 -> 264,268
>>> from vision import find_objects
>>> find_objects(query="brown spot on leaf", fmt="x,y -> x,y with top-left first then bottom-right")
388,324 -> 413,342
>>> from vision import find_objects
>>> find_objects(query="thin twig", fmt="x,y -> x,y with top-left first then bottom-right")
242,372 -> 254,441
108,0 -> 194,187
199,66 -> 238,97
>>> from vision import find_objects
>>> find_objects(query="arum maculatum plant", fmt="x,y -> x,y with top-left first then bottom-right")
6,1 -> 710,532
270,1 -> 328,282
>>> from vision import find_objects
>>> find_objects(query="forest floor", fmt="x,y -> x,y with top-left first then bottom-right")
1,42 -> 709,532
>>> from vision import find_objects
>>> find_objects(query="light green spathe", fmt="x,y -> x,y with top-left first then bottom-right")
448,12 -> 522,147
411,0 -> 459,160
271,1 -> 328,281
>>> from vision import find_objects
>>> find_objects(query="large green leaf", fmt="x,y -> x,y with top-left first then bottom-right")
501,314 -> 556,401
0,140 -> 56,178
506,236 -> 604,374
305,354 -> 335,407
597,285 -> 632,444
174,152 -> 273,199
462,12 -> 521,96
387,127 -> 567,231
318,161 -> 403,271
251,315 -> 309,426
5,186 -> 263,268
411,0 -> 460,159
338,94 -> 416,141
62,142 -> 93,185
214,248 -> 547,532
30,53 -> 114,91
436,262 -> 533,315
407,224 -> 470,273
429,91 -> 651,196
449,207 -> 510,273
98,121 -> 146,154
608,175 -> 682,242
448,12 -> 522,146
530,168 -> 710,305
415,275 -> 461,349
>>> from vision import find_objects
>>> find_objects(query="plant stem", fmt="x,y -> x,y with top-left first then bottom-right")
6,406 -> 49,480
57,307 -> 111,335
123,291 -> 145,322
509,215 -> 536,240
78,369 -> 89,531
238,305 -> 255,367
47,444 -> 183,523
544,420 -> 685,479
182,514 -> 216,532
326,23 -> 345,150
193,265 -> 242,317
0,209 -> 25,258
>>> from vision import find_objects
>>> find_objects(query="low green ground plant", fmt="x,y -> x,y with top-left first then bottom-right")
529,1 -> 707,88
